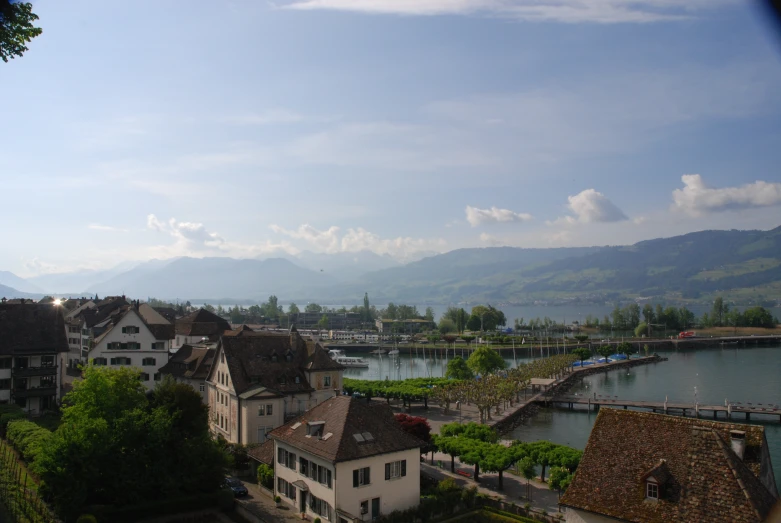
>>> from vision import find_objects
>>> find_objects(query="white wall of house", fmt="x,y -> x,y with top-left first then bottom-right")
335,448 -> 420,521
208,349 -> 236,440
563,508 -> 622,523
274,441 -> 337,519
87,310 -> 171,390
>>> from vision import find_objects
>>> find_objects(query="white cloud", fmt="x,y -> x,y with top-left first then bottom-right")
566,189 -> 628,223
281,0 -> 733,23
88,224 -> 128,232
270,224 -> 342,253
147,214 -> 224,249
672,174 -> 781,216
479,232 -> 504,246
465,205 -> 533,227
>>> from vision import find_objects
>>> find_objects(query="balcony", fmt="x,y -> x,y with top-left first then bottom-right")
13,366 -> 57,378
13,386 -> 57,398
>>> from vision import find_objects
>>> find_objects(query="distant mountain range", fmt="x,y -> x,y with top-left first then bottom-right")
2,226 -> 780,305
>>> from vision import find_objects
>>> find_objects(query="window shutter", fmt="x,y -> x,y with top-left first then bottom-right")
366,467 -> 370,484
385,463 -> 390,480
353,469 -> 359,488
121,327 -> 126,333
401,460 -> 407,477
327,469 -> 332,488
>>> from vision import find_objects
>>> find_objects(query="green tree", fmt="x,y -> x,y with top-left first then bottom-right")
288,302 -> 300,314
445,356 -> 474,380
362,293 -> 373,323
0,0 -> 42,62
470,305 -> 506,331
257,463 -> 274,489
597,345 -> 613,364
305,303 -> 323,313
635,321 -> 648,338
203,303 -> 216,313
572,347 -> 591,366
438,317 -> 457,334
466,346 -> 506,376
642,303 -> 655,324
317,314 -> 329,330
466,314 -> 482,332
711,296 -> 729,327
617,341 -> 633,358
548,466 -> 573,497
424,306 -> 435,322
384,302 -> 398,320
230,305 -> 244,324
518,456 -> 536,501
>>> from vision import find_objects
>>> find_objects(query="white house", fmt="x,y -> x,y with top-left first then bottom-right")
87,306 -> 174,389
205,326 -> 344,445
269,395 -> 422,523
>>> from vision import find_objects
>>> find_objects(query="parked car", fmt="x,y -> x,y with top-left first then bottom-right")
223,477 -> 248,497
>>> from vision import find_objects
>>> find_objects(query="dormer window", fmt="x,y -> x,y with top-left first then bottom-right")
307,421 -> 325,437
646,479 -> 659,500
271,354 -> 278,362
295,376 -> 300,384
286,353 -> 293,362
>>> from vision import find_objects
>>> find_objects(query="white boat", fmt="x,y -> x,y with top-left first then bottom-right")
335,357 -> 370,368
328,349 -> 346,359
387,349 -> 400,356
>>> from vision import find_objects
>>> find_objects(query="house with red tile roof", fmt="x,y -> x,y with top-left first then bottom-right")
560,409 -> 778,523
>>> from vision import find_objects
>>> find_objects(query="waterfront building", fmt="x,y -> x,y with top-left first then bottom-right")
290,312 -> 363,330
374,319 -> 435,334
269,395 -> 422,523
560,409 -> 778,523
205,326 -> 343,444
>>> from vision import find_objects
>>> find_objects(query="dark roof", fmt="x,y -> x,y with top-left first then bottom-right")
0,302 -> 69,355
159,344 -> 215,380
270,396 -> 423,463
153,307 -> 178,323
216,330 -> 341,395
560,409 -> 778,523
93,307 -> 174,346
78,296 -> 130,328
176,308 -> 232,336
248,440 -> 275,466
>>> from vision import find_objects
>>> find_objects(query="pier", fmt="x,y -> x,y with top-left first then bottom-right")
544,394 -> 781,423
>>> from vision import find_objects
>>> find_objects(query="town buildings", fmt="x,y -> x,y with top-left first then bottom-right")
87,303 -> 174,390
0,299 -> 69,413
269,395 -> 423,523
560,409 -> 778,523
206,326 -> 343,444
290,311 -> 363,331
159,344 -> 215,402
174,308 -> 232,350
374,319 -> 435,334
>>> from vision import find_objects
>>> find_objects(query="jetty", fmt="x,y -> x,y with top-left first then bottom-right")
545,394 -> 781,423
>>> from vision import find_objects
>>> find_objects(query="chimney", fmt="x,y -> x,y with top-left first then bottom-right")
730,430 -> 746,460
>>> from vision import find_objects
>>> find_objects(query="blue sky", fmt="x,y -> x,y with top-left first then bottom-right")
2,0 -> 781,277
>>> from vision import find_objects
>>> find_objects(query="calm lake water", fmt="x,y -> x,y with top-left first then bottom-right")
347,344 -> 781,491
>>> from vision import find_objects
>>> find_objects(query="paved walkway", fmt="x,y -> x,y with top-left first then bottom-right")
237,481 -> 303,523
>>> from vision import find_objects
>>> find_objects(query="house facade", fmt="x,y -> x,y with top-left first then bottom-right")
560,409 -> 778,523
206,327 -> 343,445
0,300 -> 69,413
87,307 -> 174,389
270,395 -> 422,523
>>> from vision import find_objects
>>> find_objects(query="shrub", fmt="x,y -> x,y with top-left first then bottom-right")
76,516 -> 98,523
314,518 -> 321,523
86,490 -> 233,522
6,419 -> 52,463
274,495 -> 281,504
257,463 -> 274,489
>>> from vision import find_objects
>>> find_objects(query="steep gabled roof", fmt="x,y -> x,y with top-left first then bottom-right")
159,344 -> 215,380
0,302 -> 69,355
248,439 -> 275,466
213,330 -> 342,396
92,307 -> 174,346
560,409 -> 778,523
176,308 -> 232,336
78,296 -> 130,328
269,396 -> 423,463
153,307 -> 177,323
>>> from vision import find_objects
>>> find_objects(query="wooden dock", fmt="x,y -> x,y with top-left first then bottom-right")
544,394 -> 781,423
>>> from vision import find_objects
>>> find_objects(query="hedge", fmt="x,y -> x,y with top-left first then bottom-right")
0,404 -> 26,436
6,419 -> 52,463
86,488 -> 235,522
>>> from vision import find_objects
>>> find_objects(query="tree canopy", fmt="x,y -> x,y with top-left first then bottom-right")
466,346 -> 507,376
0,0 -> 42,62
445,356 -> 474,380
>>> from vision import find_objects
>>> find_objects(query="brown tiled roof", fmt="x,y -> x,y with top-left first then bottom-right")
176,308 -> 232,336
93,307 -> 175,346
153,307 -> 178,323
304,340 -> 343,371
248,440 -> 275,466
159,344 -> 214,380
0,302 -> 69,355
560,409 -> 778,523
270,396 -> 423,463
79,296 -> 130,328
217,329 -> 340,395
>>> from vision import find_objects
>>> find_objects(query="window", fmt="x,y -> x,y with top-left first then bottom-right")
41,355 -> 55,366
353,467 -> 370,487
110,357 -> 131,366
646,481 -> 659,500
0,379 -> 10,390
257,427 -> 272,443
92,358 -> 107,366
154,372 -> 161,381
271,354 -> 278,362
220,414 -> 224,429
199,384 -> 205,392
266,404 -> 272,415
294,376 -> 300,384
277,448 -> 297,469
258,405 -> 265,416
277,478 -> 296,501
360,500 -> 369,516
300,457 -> 309,477
140,373 -> 150,381
151,342 -> 165,350
309,494 -> 331,521
0,358 -> 11,369
121,326 -> 140,334
385,460 -> 406,480
142,358 -> 156,366
323,375 -> 331,387
69,326 -> 80,333
127,342 -> 141,350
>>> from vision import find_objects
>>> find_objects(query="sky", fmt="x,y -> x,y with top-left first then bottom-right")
2,0 -> 781,277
